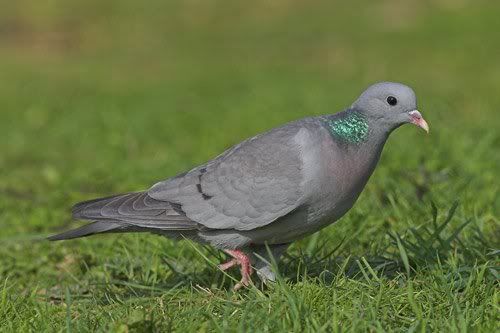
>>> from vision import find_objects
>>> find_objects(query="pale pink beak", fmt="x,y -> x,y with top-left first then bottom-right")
408,110 -> 429,133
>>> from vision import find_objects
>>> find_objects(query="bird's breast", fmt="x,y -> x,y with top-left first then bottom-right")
303,131 -> 384,228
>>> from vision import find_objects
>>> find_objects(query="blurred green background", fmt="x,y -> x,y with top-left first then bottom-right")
0,1 -> 498,331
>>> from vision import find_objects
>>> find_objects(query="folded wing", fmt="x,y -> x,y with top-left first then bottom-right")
149,124 -> 306,231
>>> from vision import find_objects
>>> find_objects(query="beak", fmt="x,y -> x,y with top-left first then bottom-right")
408,110 -> 429,133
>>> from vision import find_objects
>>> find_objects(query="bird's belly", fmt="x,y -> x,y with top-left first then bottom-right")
243,203 -> 347,245
245,168 -> 372,246
242,208 -> 315,245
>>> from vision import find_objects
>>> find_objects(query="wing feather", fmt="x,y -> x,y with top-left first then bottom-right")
149,122 -> 308,231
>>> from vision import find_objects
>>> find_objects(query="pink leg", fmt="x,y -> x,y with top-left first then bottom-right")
220,249 -> 253,290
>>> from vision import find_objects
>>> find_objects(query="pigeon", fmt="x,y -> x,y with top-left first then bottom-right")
49,82 -> 429,290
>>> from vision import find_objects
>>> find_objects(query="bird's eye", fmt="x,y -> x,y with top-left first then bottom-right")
386,96 -> 398,106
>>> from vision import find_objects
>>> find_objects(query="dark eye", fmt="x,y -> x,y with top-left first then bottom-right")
387,96 -> 398,106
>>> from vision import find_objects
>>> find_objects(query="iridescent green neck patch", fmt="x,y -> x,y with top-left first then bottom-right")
324,112 -> 369,144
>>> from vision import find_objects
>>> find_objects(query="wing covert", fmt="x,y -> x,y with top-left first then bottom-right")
149,124 -> 307,231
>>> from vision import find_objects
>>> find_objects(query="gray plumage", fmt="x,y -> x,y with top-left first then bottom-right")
49,82 -> 429,283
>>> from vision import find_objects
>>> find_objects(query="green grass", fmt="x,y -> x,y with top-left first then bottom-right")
0,1 -> 499,331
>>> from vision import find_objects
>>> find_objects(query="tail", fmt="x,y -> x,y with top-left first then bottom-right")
48,191 -> 195,241
48,221 -> 121,241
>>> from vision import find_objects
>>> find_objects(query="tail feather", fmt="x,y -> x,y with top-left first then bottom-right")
49,191 -> 197,241
48,221 -> 120,241
72,193 -> 131,219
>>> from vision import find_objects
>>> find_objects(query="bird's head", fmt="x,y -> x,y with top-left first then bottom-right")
352,82 -> 429,134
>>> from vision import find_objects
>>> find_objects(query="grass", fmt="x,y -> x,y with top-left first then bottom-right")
0,0 -> 499,331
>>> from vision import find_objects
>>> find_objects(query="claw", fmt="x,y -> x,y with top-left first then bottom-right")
233,279 -> 250,291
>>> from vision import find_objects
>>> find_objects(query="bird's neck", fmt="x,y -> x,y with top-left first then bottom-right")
322,109 -> 370,145
322,109 -> 391,200
322,108 -> 390,159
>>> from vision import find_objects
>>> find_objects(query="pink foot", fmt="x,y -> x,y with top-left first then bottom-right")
217,258 -> 238,271
219,249 -> 253,290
